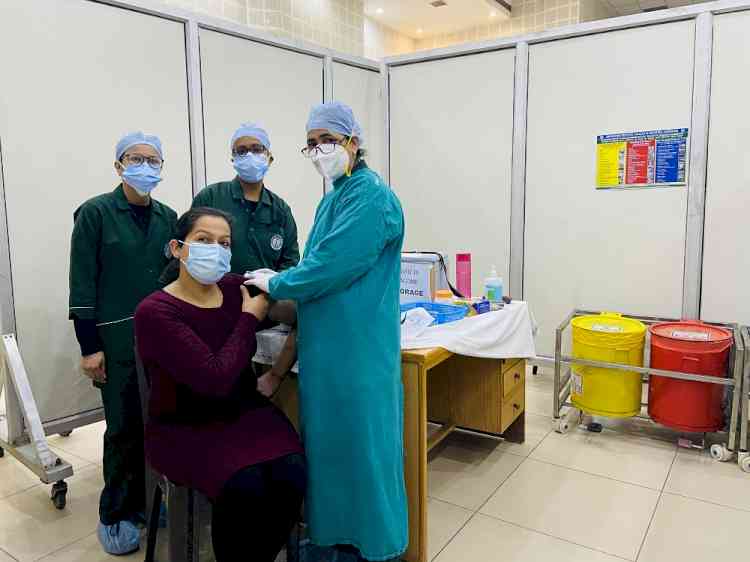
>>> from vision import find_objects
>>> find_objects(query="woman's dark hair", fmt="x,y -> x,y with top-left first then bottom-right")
159,206 -> 234,285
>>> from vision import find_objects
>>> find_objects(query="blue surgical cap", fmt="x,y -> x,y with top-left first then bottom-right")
306,102 -> 364,146
231,123 -> 271,151
115,132 -> 163,161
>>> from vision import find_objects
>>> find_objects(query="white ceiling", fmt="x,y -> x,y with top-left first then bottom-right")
364,0 -> 509,39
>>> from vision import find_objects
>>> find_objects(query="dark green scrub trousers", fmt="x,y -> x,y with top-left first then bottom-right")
69,184 -> 177,524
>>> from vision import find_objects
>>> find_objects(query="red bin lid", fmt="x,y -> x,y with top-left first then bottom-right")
649,321 -> 732,343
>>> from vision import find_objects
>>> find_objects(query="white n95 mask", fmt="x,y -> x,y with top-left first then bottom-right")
311,144 -> 350,183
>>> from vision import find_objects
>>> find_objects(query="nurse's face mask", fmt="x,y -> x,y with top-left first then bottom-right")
303,132 -> 354,183
117,151 -> 163,196
232,139 -> 272,183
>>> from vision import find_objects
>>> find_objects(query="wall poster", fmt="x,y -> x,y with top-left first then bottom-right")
596,128 -> 688,189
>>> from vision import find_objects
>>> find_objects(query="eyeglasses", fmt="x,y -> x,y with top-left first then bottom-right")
232,145 -> 268,158
301,138 -> 350,158
121,153 -> 163,169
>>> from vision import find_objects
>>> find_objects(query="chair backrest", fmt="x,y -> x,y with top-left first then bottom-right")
134,343 -> 151,427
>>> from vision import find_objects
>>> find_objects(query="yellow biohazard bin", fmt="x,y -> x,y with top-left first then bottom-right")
571,312 -> 646,418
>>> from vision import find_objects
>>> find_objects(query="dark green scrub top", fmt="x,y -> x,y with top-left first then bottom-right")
192,178 -> 300,274
68,184 -> 177,331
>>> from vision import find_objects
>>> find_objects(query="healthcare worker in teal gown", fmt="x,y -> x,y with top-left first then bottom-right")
246,102 -> 407,561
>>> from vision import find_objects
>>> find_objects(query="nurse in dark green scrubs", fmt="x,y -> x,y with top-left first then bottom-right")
192,123 -> 299,275
192,124 -> 300,397
68,132 -> 177,556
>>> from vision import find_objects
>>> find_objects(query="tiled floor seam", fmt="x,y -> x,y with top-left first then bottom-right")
0,483 -> 40,501
31,532 -> 97,562
475,512 -> 634,561
431,509 -> 480,561
431,436 -> 547,560
661,490 -> 750,513
426,495 -> 478,512
0,545 -> 19,562
633,451 -> 678,561
524,456 -> 668,492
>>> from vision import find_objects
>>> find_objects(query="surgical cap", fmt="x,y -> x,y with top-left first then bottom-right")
115,132 -> 163,161
306,102 -> 364,146
231,123 -> 271,151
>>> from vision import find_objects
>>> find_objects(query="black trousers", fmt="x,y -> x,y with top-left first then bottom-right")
98,362 -> 145,525
212,453 -> 307,562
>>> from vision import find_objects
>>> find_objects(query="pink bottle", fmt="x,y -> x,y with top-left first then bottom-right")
455,253 -> 472,298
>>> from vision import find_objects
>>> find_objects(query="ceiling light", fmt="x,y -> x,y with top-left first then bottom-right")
490,10 -> 497,17
417,28 -> 423,34
375,7 -> 384,14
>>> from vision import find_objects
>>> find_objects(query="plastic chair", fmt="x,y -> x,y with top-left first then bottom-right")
135,346 -> 212,562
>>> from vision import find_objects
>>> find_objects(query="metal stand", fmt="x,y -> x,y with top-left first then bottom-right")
553,310 -> 746,470
739,327 -> 750,473
0,334 -> 103,508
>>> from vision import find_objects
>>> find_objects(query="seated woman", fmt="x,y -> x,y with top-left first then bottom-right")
134,207 -> 305,562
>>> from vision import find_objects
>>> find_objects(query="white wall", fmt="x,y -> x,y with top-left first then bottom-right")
524,22 -> 695,356
0,0 -> 193,423
200,29 -> 324,247
390,50 -> 516,299
701,10 -> 750,325
331,62 -> 385,178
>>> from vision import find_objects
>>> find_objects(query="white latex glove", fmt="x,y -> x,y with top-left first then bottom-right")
244,268 -> 278,294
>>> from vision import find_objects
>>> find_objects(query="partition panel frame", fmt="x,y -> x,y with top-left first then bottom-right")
384,0 -> 750,343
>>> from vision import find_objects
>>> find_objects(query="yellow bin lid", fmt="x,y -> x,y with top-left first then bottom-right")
572,312 -> 646,336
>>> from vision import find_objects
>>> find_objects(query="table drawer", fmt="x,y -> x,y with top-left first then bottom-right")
501,385 -> 525,432
502,360 -> 525,399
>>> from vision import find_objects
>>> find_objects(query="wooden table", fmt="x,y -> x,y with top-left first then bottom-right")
269,349 -> 527,562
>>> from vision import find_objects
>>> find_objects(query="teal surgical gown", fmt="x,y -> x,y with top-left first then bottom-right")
269,162 -> 407,561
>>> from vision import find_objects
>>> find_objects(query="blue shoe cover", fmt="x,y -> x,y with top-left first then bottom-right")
97,520 -> 140,555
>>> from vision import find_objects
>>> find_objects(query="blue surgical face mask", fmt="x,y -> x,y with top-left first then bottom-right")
180,241 -> 231,285
233,153 -> 269,183
121,163 -> 162,195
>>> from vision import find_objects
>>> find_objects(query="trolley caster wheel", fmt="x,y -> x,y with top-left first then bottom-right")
59,431 -> 72,437
740,456 -> 750,474
532,365 -> 539,375
51,481 -> 68,510
709,443 -> 733,462
554,419 -> 571,434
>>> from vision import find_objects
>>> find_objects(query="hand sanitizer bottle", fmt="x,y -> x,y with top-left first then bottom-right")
484,266 -> 504,304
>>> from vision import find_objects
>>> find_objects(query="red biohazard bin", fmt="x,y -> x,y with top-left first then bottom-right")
648,321 -> 732,432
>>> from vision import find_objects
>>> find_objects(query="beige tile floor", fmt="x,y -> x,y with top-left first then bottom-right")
0,365 -> 748,561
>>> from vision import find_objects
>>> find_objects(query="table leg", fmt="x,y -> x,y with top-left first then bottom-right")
402,362 -> 427,562
503,411 -> 526,444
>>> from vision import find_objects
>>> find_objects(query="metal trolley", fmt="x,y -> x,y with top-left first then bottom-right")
553,309 -> 747,470
739,327 -> 750,472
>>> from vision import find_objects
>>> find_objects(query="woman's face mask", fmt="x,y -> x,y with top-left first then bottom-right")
180,241 -> 231,285
311,143 -> 350,183
121,163 -> 162,196
233,152 -> 270,183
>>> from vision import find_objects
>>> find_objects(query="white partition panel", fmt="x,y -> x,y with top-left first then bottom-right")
0,0 -> 193,422
701,11 -> 750,325
390,50 -> 516,298
525,22 -> 694,355
200,30 -> 323,246
332,62 -> 384,178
